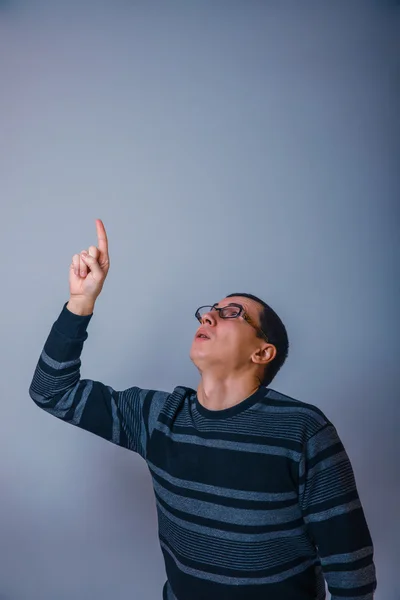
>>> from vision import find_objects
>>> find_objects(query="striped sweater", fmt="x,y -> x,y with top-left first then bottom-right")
29,303 -> 377,600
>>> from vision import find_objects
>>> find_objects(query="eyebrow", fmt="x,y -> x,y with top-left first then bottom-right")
213,302 -> 236,308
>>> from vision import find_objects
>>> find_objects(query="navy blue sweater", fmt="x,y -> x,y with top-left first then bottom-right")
29,303 -> 376,599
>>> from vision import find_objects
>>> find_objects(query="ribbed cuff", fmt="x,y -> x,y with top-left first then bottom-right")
54,301 -> 93,339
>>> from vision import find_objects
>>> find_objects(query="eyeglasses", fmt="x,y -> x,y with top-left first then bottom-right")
195,303 -> 269,342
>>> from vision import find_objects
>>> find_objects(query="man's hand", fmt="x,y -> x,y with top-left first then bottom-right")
67,219 -> 110,315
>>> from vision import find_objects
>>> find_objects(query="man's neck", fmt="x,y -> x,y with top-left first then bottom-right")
197,374 -> 260,412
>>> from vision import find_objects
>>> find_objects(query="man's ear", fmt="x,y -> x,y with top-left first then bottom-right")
252,344 -> 277,366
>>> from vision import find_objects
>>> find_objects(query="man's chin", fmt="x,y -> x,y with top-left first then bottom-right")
189,344 -> 207,365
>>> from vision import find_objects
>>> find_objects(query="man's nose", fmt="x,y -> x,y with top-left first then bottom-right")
201,309 -> 217,326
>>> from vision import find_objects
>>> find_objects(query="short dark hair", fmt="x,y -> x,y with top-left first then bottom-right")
226,293 -> 289,387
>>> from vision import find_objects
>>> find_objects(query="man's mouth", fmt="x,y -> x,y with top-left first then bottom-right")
196,328 -> 211,340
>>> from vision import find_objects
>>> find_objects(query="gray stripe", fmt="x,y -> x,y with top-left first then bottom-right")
331,595 -> 373,600
325,563 -> 376,589
304,499 -> 361,523
303,450 -> 349,480
118,387 -> 146,456
31,368 -> 78,397
111,395 -> 120,444
71,380 -> 93,425
157,510 -> 315,570
153,479 -> 301,526
147,459 -> 297,502
31,378 -> 92,425
322,546 -> 374,565
305,482 -> 356,508
176,412 -> 312,442
155,422 -> 301,461
159,540 -> 317,585
30,374 -> 79,409
184,407 -> 313,426
41,350 -> 80,370
307,425 -> 339,459
301,462 -> 356,508
35,365 -> 77,383
148,390 -> 172,437
165,581 -> 178,600
156,500 -> 308,543
250,402 -> 327,424
161,387 -> 188,413
56,383 -> 80,410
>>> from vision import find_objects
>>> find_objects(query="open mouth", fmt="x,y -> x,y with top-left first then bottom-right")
196,329 -> 211,340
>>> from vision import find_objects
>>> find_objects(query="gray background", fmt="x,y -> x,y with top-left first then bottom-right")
0,1 -> 399,599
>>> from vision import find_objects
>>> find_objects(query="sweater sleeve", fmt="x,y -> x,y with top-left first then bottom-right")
298,423 -> 377,600
28,302 -> 168,459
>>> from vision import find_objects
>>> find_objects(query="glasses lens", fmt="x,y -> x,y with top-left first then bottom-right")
220,305 -> 241,318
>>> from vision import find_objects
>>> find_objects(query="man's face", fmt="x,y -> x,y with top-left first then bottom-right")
189,296 -> 268,373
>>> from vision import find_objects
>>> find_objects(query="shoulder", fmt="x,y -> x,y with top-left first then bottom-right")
265,387 -> 329,420
144,385 -> 195,426
260,387 -> 333,441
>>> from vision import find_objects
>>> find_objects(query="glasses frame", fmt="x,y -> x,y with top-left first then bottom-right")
195,303 -> 269,343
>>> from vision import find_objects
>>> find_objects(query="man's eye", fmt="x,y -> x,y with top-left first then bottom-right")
223,309 -> 239,317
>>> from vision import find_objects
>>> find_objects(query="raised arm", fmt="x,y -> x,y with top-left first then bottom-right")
29,219 -> 168,458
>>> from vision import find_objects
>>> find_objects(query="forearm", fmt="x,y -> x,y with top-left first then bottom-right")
29,302 -> 92,402
67,297 -> 95,317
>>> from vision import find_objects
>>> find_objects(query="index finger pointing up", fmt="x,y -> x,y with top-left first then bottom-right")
96,219 -> 109,257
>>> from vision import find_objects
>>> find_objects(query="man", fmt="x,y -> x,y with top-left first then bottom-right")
29,219 -> 376,600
